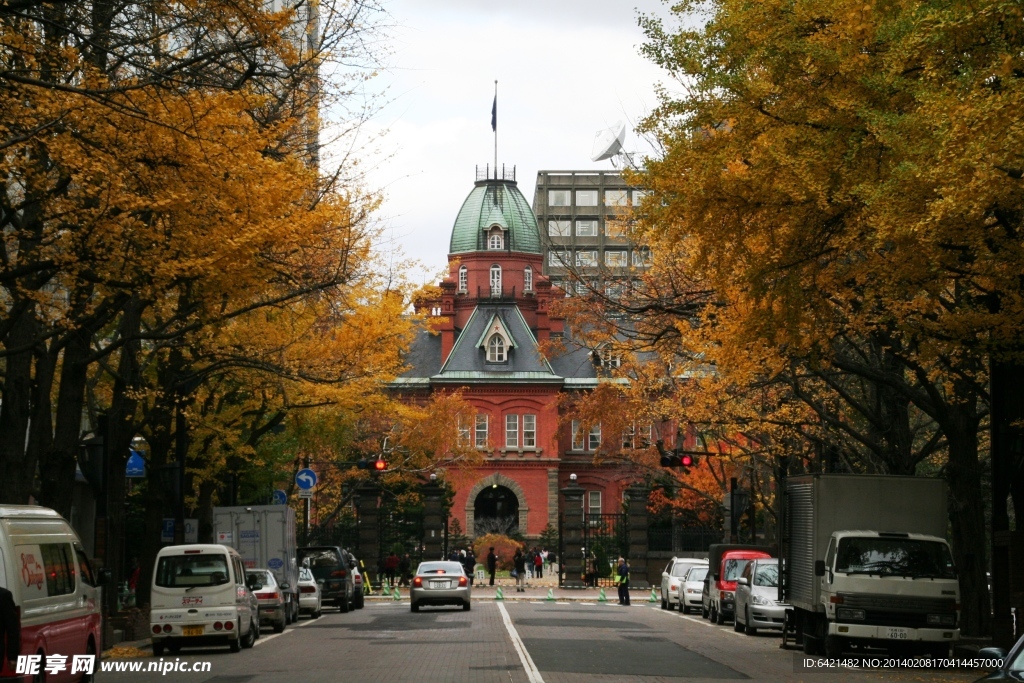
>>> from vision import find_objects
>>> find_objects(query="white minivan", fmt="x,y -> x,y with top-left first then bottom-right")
150,544 -> 259,656
0,505 -> 104,682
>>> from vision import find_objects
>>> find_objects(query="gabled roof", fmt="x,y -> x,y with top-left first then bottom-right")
475,313 -> 518,350
435,304 -> 556,383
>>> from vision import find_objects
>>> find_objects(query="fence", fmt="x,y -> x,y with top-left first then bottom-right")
648,527 -> 719,553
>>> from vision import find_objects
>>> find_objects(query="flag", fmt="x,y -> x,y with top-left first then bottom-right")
491,95 -> 497,132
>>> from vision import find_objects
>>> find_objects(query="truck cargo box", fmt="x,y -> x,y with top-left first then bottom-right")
213,505 -> 299,594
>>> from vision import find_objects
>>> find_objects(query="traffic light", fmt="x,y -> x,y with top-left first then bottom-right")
356,458 -> 370,470
660,451 -> 698,471
681,454 -> 694,468
373,457 -> 387,473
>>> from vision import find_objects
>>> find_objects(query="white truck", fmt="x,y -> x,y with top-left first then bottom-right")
213,505 -> 300,624
783,474 -> 959,658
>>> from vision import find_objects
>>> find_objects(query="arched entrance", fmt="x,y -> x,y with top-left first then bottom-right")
464,473 -> 529,537
474,485 -> 519,535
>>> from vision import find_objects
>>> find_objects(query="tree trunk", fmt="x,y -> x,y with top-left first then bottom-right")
0,310 -> 38,504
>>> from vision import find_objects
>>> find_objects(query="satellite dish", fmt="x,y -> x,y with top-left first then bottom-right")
591,121 -> 626,162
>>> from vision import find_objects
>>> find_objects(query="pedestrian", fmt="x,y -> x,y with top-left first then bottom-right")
513,549 -> 527,592
384,552 -> 399,586
0,585 -> 19,673
616,556 -> 630,605
462,549 -> 476,585
487,547 -> 498,586
398,554 -> 411,587
526,548 -> 535,579
533,548 -> 543,579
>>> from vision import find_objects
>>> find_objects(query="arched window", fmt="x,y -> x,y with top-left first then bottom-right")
458,266 -> 468,292
524,266 -> 533,292
488,226 -> 504,250
487,334 -> 506,362
490,265 -> 502,297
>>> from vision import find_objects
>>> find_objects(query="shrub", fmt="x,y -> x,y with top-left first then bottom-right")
473,533 -> 523,571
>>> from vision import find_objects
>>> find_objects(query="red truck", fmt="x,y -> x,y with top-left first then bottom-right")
703,544 -> 773,624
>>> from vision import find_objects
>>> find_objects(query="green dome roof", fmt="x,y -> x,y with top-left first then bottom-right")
449,180 -> 541,254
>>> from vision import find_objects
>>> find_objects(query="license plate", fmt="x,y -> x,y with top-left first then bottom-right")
431,581 -> 451,589
886,627 -> 908,640
182,626 -> 204,637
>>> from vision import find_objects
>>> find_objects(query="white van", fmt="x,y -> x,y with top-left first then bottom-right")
0,505 -> 103,682
150,544 -> 259,656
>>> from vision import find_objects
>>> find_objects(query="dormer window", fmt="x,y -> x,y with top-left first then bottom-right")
488,226 -> 504,250
490,265 -> 502,297
487,334 -> 507,362
458,266 -> 468,292
524,266 -> 533,292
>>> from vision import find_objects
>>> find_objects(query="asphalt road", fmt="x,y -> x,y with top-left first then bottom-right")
97,601 -> 986,683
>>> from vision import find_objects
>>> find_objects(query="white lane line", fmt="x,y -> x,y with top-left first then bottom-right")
497,601 -> 545,683
253,616 -> 319,647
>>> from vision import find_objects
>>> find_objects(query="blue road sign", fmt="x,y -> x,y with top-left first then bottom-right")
295,468 -> 317,490
161,518 -> 175,543
271,489 -> 287,505
126,450 -> 146,478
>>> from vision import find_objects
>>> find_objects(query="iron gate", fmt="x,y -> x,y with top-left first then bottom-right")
377,502 -> 425,571
560,512 -> 628,588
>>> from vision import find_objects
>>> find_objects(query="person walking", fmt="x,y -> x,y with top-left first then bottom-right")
513,550 -> 527,593
398,554 -> 411,587
487,547 -> 498,586
384,552 -> 399,586
525,549 -> 535,579
0,585 -> 20,673
462,549 -> 476,585
616,556 -> 631,605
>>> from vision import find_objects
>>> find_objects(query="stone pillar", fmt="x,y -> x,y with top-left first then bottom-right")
421,482 -> 445,561
560,479 -> 585,588
355,485 -> 380,587
626,485 -> 651,589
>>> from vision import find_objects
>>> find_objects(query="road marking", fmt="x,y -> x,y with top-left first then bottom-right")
253,616 -> 319,647
497,601 -> 544,683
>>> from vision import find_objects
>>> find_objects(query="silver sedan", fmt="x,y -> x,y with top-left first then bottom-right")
410,561 -> 471,612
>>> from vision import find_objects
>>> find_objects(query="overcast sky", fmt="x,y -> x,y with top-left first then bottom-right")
343,0 -> 673,283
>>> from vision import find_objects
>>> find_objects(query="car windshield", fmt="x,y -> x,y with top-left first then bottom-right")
299,568 -> 313,582
299,548 -> 344,582
672,563 -> 701,578
247,570 -> 274,586
686,566 -> 708,582
723,559 -> 752,582
835,537 -> 957,579
1009,641 -> 1024,673
418,562 -> 464,575
753,564 -> 779,587
155,554 -> 230,588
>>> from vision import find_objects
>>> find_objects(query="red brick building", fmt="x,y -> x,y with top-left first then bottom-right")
392,170 -> 636,540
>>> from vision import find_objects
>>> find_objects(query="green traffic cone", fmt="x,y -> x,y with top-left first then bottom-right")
598,588 -> 607,602
495,587 -> 504,601
649,588 -> 658,603
382,584 -> 391,597
546,588 -> 555,602
393,588 -> 401,601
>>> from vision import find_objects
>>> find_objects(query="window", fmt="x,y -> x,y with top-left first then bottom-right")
588,424 -> 602,451
523,415 -> 536,447
155,553 -> 231,588
575,220 -> 598,237
605,189 -> 628,206
37,544 -> 75,596
549,251 -> 567,267
576,250 -> 598,268
458,266 -> 467,292
588,491 -> 602,516
524,266 -> 533,292
488,228 -> 504,250
606,218 -> 627,238
549,190 -> 571,207
632,190 -> 649,205
75,545 -> 95,587
595,348 -> 621,368
571,420 -> 585,450
458,418 -> 472,447
632,248 -> 652,267
605,282 -> 624,299
506,414 -> 518,448
548,220 -> 571,236
576,190 -> 598,206
622,424 -> 635,449
475,414 -> 489,448
490,265 -> 502,296
487,334 -> 506,362
605,251 -> 627,267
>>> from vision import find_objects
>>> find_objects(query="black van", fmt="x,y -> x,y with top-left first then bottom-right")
298,546 -> 356,612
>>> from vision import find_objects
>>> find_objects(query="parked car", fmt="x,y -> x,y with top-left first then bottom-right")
975,632 -> 1024,680
351,560 -> 365,609
151,544 -> 259,655
410,561 -> 471,612
0,505 -> 106,679
707,545 -> 773,624
297,567 -> 322,618
660,557 -> 708,611
298,545 -> 355,612
248,568 -> 288,633
681,565 -> 709,615
734,558 -> 786,635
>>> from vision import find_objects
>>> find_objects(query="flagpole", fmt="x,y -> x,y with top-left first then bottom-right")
493,80 -> 498,179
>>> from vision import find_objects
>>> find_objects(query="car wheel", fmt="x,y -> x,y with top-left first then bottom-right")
31,652 -> 45,683
273,615 -> 286,633
253,619 -> 260,640
229,632 -> 241,653
242,619 -> 256,649
744,608 -> 757,635
167,642 -> 181,655
824,635 -> 844,658
338,595 -> 350,613
152,642 -> 165,657
81,640 -> 97,683
734,612 -> 744,632
660,591 -> 668,610
410,601 -> 419,613
701,603 -> 709,619
682,604 -> 690,614
355,593 -> 364,609
463,601 -> 471,611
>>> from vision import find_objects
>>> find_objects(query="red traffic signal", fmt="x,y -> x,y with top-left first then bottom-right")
681,454 -> 694,467
373,458 -> 387,472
